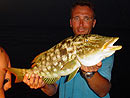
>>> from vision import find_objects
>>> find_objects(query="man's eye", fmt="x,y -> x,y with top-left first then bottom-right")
84,17 -> 89,21
73,17 -> 79,21
84,16 -> 93,21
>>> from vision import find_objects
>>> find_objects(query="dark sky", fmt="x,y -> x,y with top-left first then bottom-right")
1,0 -> 129,49
0,0 -> 129,28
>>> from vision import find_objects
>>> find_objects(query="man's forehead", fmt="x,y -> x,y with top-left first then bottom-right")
71,5 -> 94,17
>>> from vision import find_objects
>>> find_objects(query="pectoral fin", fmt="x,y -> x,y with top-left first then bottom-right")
61,59 -> 77,70
60,59 -> 81,76
67,67 -> 79,82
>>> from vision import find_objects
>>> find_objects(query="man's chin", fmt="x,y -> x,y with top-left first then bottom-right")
75,31 -> 90,35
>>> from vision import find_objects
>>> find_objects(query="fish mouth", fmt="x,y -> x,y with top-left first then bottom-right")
102,37 -> 122,51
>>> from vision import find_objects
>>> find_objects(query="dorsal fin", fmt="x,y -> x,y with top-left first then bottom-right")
31,63 -> 36,68
32,52 -> 45,63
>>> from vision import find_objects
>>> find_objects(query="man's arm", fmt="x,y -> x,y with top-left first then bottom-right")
41,83 -> 58,96
0,47 -> 11,98
0,67 -> 6,98
23,74 -> 58,96
86,71 -> 111,97
81,62 -> 111,97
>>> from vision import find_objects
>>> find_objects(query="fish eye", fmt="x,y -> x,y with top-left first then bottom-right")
86,39 -> 88,42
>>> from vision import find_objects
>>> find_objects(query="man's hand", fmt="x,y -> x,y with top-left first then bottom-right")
81,61 -> 102,72
23,74 -> 45,89
23,74 -> 58,96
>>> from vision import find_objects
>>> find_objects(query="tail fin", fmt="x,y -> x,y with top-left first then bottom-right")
7,68 -> 26,83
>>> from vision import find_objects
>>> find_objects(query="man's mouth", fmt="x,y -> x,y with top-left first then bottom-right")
78,28 -> 85,32
77,28 -> 90,34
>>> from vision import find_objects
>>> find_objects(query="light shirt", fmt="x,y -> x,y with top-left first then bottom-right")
56,55 -> 114,98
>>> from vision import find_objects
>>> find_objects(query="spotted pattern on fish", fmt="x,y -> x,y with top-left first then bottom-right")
8,34 -> 122,84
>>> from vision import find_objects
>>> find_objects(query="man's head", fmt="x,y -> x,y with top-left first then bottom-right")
70,0 -> 96,35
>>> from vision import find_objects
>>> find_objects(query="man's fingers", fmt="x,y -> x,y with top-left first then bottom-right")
81,65 -> 89,72
34,75 -> 39,87
23,74 -> 45,89
88,66 -> 95,72
97,62 -> 102,67
81,63 -> 102,72
38,76 -> 43,85
23,74 -> 29,84
81,65 -> 95,72
30,74 -> 35,85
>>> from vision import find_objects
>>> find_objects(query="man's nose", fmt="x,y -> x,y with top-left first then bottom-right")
79,19 -> 84,27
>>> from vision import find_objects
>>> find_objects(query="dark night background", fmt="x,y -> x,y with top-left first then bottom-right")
0,0 -> 130,98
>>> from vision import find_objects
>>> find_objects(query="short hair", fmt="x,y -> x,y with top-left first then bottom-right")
70,0 -> 96,18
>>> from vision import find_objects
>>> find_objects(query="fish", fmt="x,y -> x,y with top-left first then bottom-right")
7,34 -> 122,84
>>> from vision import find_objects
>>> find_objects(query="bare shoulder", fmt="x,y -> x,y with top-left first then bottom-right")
0,47 -> 9,67
0,47 -> 7,57
0,47 -> 4,53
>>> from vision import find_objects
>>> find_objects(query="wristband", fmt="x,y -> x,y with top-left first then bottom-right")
82,71 -> 95,79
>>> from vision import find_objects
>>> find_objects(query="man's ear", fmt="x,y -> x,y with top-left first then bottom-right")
70,19 -> 72,27
92,19 -> 96,28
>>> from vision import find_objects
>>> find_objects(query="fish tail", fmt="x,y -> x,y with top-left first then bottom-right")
7,67 -> 27,83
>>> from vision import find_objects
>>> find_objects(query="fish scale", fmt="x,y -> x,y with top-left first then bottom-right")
7,34 -> 122,84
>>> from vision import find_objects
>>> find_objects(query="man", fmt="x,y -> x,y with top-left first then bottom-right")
23,0 -> 113,98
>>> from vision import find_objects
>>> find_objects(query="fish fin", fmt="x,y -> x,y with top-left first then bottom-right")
67,67 -> 79,82
31,63 -> 36,68
32,52 -> 45,63
60,59 -> 81,79
61,59 -> 78,70
31,52 -> 45,67
43,77 -> 61,84
7,68 -> 26,83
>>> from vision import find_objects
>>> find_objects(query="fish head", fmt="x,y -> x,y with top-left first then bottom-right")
76,34 -> 122,66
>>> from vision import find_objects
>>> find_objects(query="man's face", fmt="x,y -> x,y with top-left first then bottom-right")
70,5 -> 96,35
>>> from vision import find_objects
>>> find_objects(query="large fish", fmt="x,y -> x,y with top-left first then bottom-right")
8,34 -> 122,84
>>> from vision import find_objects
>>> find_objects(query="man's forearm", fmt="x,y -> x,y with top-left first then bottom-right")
41,83 -> 58,96
86,72 -> 111,97
0,88 -> 5,98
